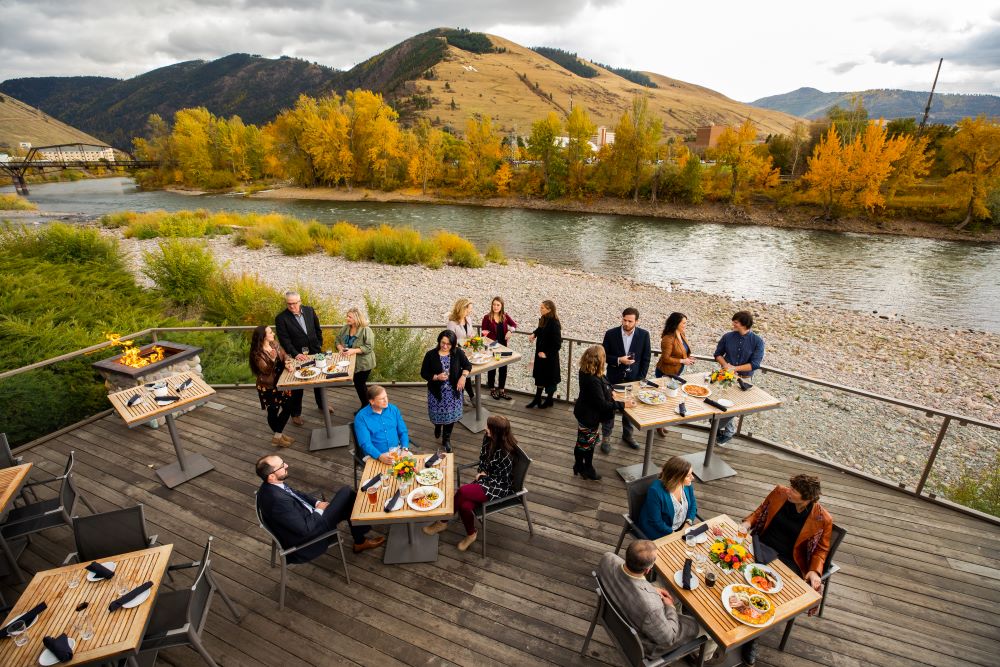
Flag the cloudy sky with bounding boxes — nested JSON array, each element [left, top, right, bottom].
[[1, 0, 997, 102]]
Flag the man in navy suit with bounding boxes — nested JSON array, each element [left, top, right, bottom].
[[256, 454, 385, 562], [275, 291, 327, 426], [600, 307, 650, 452]]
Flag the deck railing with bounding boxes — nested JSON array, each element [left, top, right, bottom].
[[1, 324, 997, 526]]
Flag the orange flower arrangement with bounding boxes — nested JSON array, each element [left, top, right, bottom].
[[709, 368, 737, 388], [708, 537, 751, 570]]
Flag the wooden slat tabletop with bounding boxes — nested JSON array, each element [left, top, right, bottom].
[[654, 514, 821, 649], [276, 353, 356, 389], [0, 544, 173, 667], [617, 374, 782, 429], [0, 463, 32, 514], [464, 341, 522, 375], [107, 371, 215, 428], [351, 453, 455, 525]]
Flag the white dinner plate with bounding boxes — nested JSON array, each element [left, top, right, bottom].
[[637, 390, 667, 405], [415, 467, 443, 485], [717, 398, 734, 408], [294, 367, 321, 380], [121, 587, 152, 609], [39, 637, 76, 666], [335, 360, 350, 369], [673, 569, 699, 590], [86, 561, 116, 582], [407, 486, 445, 512], [684, 528, 709, 544], [743, 563, 784, 593], [721, 584, 776, 628]]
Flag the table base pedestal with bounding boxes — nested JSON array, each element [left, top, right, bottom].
[[616, 462, 656, 483], [681, 451, 737, 482], [459, 407, 490, 433], [156, 453, 214, 489], [384, 522, 440, 564], [309, 424, 351, 451]]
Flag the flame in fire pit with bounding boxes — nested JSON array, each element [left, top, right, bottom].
[[105, 333, 165, 368]]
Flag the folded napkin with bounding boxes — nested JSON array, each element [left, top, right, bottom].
[[43, 634, 73, 663], [154, 395, 180, 404], [176, 377, 193, 391], [383, 490, 401, 513], [641, 379, 659, 388], [360, 473, 382, 492], [424, 453, 440, 468], [0, 602, 46, 638], [85, 561, 114, 580], [667, 374, 687, 385], [752, 533, 778, 565], [704, 397, 728, 411], [737, 378, 753, 391], [299, 360, 315, 368], [499, 351, 513, 357], [612, 384, 627, 392], [682, 558, 693, 589], [677, 402, 687, 416], [325, 371, 349, 379], [108, 581, 153, 612], [126, 394, 143, 407], [688, 523, 709, 537]]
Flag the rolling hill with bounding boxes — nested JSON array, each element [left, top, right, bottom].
[[751, 86, 1000, 124], [0, 92, 104, 151]]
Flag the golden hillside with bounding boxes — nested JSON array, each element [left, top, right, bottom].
[[417, 34, 803, 137], [0, 93, 104, 151]]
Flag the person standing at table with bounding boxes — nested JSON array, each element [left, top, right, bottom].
[[655, 312, 696, 379], [275, 291, 327, 426], [527, 299, 562, 409], [481, 296, 517, 401], [249, 325, 294, 448], [420, 330, 472, 453], [600, 307, 650, 452], [446, 298, 477, 404], [422, 415, 515, 552], [574, 345, 631, 480], [637, 456, 698, 539], [336, 307, 376, 409], [353, 385, 409, 464], [713, 310, 765, 445]]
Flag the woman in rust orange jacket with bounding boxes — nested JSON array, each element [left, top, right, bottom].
[[655, 312, 695, 378]]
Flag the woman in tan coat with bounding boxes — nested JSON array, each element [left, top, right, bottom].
[[655, 312, 695, 378]]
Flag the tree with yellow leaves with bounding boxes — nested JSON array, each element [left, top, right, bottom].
[[565, 105, 596, 196], [608, 97, 662, 201], [527, 112, 565, 198], [709, 118, 778, 204], [940, 115, 1000, 229], [461, 115, 502, 193], [407, 118, 445, 194]]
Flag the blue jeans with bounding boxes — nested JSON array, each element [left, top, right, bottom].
[[716, 417, 737, 444]]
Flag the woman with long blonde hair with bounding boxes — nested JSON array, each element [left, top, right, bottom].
[[571, 345, 632, 479], [336, 307, 376, 407], [446, 297, 476, 403]]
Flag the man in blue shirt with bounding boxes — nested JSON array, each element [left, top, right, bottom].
[[712, 311, 765, 445], [354, 385, 410, 463]]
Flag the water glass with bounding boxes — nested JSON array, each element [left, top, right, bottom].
[[8, 619, 28, 647], [67, 569, 83, 589], [117, 577, 135, 598], [684, 532, 697, 557], [695, 554, 707, 574], [73, 613, 95, 641]]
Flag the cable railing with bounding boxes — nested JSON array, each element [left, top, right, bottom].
[[1, 323, 997, 526]]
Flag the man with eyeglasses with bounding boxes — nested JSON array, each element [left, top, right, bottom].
[[275, 291, 328, 426], [256, 455, 385, 559]]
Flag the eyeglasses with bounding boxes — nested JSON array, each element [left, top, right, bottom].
[[266, 462, 288, 476], [286, 301, 301, 306]]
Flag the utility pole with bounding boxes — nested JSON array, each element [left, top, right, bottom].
[[919, 58, 943, 136]]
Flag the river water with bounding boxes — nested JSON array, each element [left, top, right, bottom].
[[8, 177, 1000, 333]]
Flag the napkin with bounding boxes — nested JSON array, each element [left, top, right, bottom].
[[424, 452, 440, 468], [154, 395, 180, 404], [752, 533, 778, 565], [108, 581, 153, 612], [176, 377, 193, 391], [0, 602, 46, 638], [704, 397, 728, 411], [737, 378, 753, 391], [612, 384, 627, 392], [641, 379, 659, 388], [85, 561, 114, 580], [383, 490, 401, 513], [325, 371, 349, 379], [499, 351, 513, 357], [360, 473, 382, 491], [299, 360, 315, 368], [126, 394, 143, 407], [688, 523, 709, 537], [667, 374, 687, 385], [42, 634, 73, 663], [677, 402, 687, 416], [681, 558, 693, 589]]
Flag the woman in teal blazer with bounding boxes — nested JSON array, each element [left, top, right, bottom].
[[637, 456, 698, 539]]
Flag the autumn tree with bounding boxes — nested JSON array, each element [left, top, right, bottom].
[[408, 118, 445, 194], [940, 115, 1000, 229], [527, 112, 565, 198], [565, 105, 596, 196], [709, 118, 778, 203], [345, 89, 402, 189], [263, 95, 320, 186], [461, 115, 502, 193], [607, 96, 662, 201], [171, 108, 214, 184]]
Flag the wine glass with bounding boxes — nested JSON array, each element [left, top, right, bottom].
[[7, 619, 28, 647], [300, 346, 309, 360]]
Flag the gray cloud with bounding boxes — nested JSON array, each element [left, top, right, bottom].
[[832, 60, 864, 74], [873, 20, 1000, 69]]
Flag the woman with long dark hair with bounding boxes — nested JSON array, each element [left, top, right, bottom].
[[527, 299, 562, 408], [481, 296, 517, 400], [420, 330, 473, 452], [656, 312, 695, 378], [423, 414, 516, 551], [249, 325, 294, 447]]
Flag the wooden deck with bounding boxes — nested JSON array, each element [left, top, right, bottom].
[[5, 386, 999, 667]]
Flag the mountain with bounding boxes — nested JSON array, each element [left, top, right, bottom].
[[751, 86, 1000, 124], [0, 92, 104, 150], [1, 29, 803, 149]]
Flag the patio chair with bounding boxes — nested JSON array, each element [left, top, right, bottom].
[[349, 424, 368, 491], [457, 444, 535, 557], [0, 432, 37, 503], [136, 536, 241, 667], [63, 504, 161, 564], [614, 474, 705, 555], [580, 570, 708, 666], [778, 523, 848, 651], [254, 490, 350, 610]]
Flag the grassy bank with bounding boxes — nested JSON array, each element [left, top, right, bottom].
[[0, 194, 37, 211]]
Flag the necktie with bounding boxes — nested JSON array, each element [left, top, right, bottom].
[[282, 485, 314, 513]]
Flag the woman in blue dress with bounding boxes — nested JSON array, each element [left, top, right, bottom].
[[637, 456, 698, 539], [420, 330, 472, 452]]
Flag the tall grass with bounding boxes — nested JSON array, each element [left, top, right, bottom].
[[101, 210, 233, 239], [365, 294, 428, 382], [937, 451, 1000, 518], [0, 194, 37, 211], [142, 238, 217, 306]]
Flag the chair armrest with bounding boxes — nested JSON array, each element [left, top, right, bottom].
[[62, 551, 79, 565], [456, 462, 479, 486], [482, 489, 527, 509], [0, 506, 62, 527], [148, 535, 158, 546], [21, 475, 65, 488], [166, 559, 202, 572], [281, 528, 340, 556], [652, 635, 707, 666]]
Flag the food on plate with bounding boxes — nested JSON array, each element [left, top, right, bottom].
[[412, 489, 441, 509], [726, 585, 775, 625], [295, 367, 321, 379], [748, 565, 778, 591], [683, 384, 710, 397], [638, 390, 666, 405], [415, 468, 444, 485]]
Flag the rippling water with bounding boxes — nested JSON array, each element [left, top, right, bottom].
[[9, 177, 1000, 332]]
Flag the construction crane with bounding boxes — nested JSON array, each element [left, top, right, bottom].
[[918, 58, 943, 135]]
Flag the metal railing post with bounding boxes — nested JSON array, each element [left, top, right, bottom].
[[565, 340, 574, 401], [915, 416, 953, 497]]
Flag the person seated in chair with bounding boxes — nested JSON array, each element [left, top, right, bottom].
[[637, 456, 698, 540], [353, 385, 410, 464], [256, 455, 385, 559]]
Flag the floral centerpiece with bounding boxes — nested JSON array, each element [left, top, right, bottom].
[[463, 335, 486, 352], [390, 454, 417, 489], [709, 368, 737, 389], [709, 537, 751, 571]]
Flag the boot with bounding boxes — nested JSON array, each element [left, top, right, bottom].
[[541, 390, 555, 408], [442, 423, 454, 453], [581, 449, 602, 480], [526, 387, 543, 408], [434, 423, 442, 439], [573, 447, 585, 476]]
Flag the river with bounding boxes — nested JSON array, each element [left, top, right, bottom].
[[8, 177, 1000, 333]]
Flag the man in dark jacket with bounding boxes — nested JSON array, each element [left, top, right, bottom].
[[601, 307, 651, 452], [256, 454, 384, 561], [275, 291, 326, 425]]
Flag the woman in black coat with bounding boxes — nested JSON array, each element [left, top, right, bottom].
[[527, 299, 562, 409], [573, 345, 634, 479], [420, 330, 473, 452]]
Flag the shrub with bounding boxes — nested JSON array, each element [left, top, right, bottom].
[[264, 219, 316, 255], [485, 242, 508, 265], [0, 194, 36, 211], [201, 272, 339, 327], [103, 210, 231, 239], [937, 451, 1000, 518], [432, 231, 485, 267], [165, 330, 255, 385], [365, 294, 428, 382], [0, 222, 120, 266], [142, 238, 217, 305]]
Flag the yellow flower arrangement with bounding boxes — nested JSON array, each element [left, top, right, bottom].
[[708, 537, 751, 570], [709, 368, 737, 388], [463, 335, 486, 352], [390, 455, 417, 482]]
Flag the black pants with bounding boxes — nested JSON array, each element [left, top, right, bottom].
[[322, 486, 370, 544], [602, 412, 634, 439], [289, 387, 324, 417], [486, 365, 507, 389], [266, 401, 291, 434], [352, 369, 372, 406]]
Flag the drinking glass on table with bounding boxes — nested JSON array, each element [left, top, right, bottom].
[[736, 525, 748, 545], [67, 568, 83, 589], [116, 577, 135, 598], [73, 612, 95, 641], [684, 531, 697, 558], [695, 554, 707, 574], [7, 619, 28, 647]]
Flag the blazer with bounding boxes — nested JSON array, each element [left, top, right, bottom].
[[573, 372, 623, 428], [481, 313, 517, 345], [446, 318, 474, 341], [335, 325, 376, 373], [531, 317, 562, 386], [602, 326, 651, 384], [420, 347, 473, 400], [275, 306, 323, 357], [656, 332, 692, 377], [637, 480, 698, 540], [257, 482, 330, 564], [745, 485, 833, 577]]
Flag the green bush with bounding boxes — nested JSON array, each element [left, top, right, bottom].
[[0, 194, 36, 211], [264, 219, 316, 255], [937, 451, 1000, 518], [201, 272, 339, 327], [484, 242, 508, 265], [142, 238, 217, 306], [365, 294, 428, 382], [1, 223, 120, 266], [166, 330, 255, 385]]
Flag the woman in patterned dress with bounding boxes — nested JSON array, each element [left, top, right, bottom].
[[249, 325, 294, 447], [420, 330, 472, 453], [423, 415, 516, 551]]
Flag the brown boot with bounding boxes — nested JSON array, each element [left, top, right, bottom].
[[457, 532, 478, 551], [271, 435, 291, 448], [352, 535, 386, 553], [422, 521, 449, 536], [291, 416, 304, 426]]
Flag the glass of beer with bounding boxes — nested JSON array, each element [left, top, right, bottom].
[[365, 480, 380, 505]]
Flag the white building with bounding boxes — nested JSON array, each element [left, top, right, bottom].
[[38, 146, 115, 162]]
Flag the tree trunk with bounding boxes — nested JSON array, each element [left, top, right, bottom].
[[953, 198, 975, 230]]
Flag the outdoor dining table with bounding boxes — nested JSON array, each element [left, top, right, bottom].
[[0, 462, 32, 583], [614, 374, 781, 482], [459, 341, 522, 433], [350, 453, 454, 564], [0, 544, 174, 667], [108, 371, 215, 489], [654, 514, 821, 667], [277, 352, 357, 451]]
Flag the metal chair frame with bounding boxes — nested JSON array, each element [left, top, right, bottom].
[[457, 444, 535, 557], [778, 523, 848, 651], [63, 504, 160, 565]]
